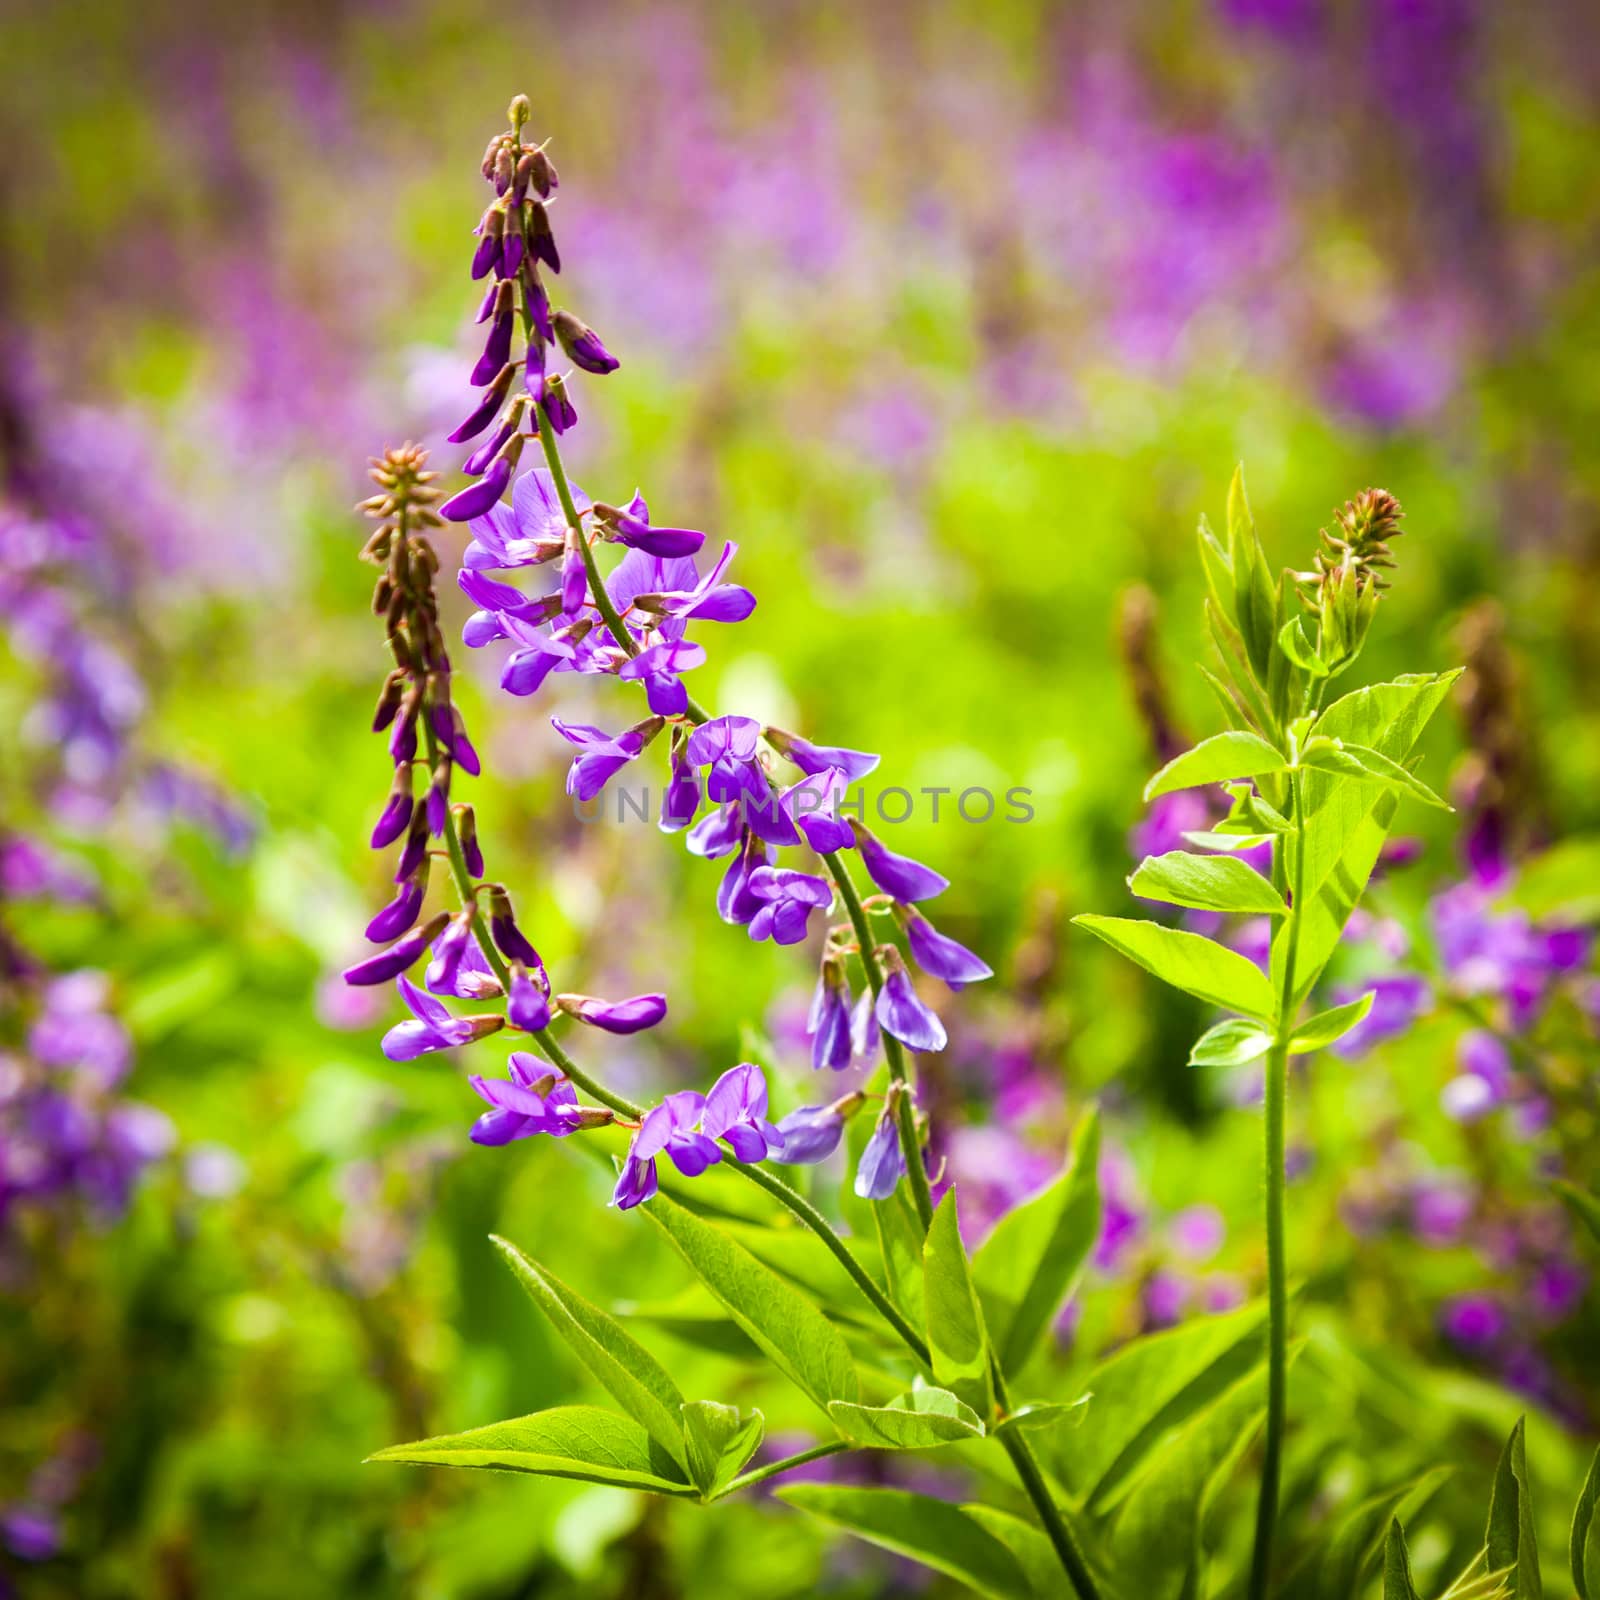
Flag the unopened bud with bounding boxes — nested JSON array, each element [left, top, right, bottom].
[[508, 94, 531, 131]]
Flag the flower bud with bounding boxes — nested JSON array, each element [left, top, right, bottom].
[[508, 94, 531, 131], [552, 309, 620, 375], [526, 200, 560, 273], [541, 373, 577, 435], [453, 802, 484, 878]]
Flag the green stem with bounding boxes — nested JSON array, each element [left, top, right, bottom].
[[823, 849, 936, 1232], [716, 1440, 851, 1499], [1250, 770, 1305, 1600]]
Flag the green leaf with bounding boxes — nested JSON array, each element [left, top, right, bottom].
[[681, 1401, 763, 1500], [1129, 851, 1288, 917], [489, 1236, 691, 1477], [642, 1190, 859, 1412], [873, 1185, 927, 1325], [1554, 1181, 1600, 1249], [994, 1397, 1092, 1435], [367, 1405, 696, 1495], [1486, 1417, 1541, 1600], [1278, 615, 1329, 676], [1277, 671, 1460, 1006], [1072, 915, 1277, 1021], [1288, 990, 1375, 1054], [1046, 1300, 1266, 1508], [1189, 1017, 1275, 1068], [1181, 829, 1277, 852], [1144, 731, 1288, 801], [1509, 837, 1600, 922], [1570, 1445, 1600, 1600], [828, 1386, 985, 1450], [1313, 1468, 1451, 1600], [777, 1485, 1033, 1600], [1383, 1519, 1424, 1600], [972, 1107, 1101, 1377], [1299, 737, 1451, 809], [1105, 1357, 1270, 1600], [923, 1191, 994, 1418], [1228, 464, 1278, 683]]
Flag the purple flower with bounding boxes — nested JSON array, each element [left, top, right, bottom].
[[807, 964, 853, 1071], [381, 976, 504, 1060], [1440, 1293, 1504, 1349], [1169, 1204, 1225, 1261], [632, 1091, 723, 1186], [612, 1154, 659, 1210], [364, 868, 427, 943], [343, 911, 450, 986], [1, 1508, 60, 1563], [369, 775, 414, 848], [747, 866, 833, 945], [553, 716, 662, 803], [687, 715, 766, 804], [464, 469, 585, 571], [854, 1107, 908, 1200], [851, 986, 880, 1060], [618, 637, 707, 717], [781, 766, 854, 854], [440, 454, 514, 522], [853, 823, 949, 903], [773, 1102, 851, 1164], [637, 541, 756, 625], [552, 309, 620, 375], [701, 1063, 782, 1161], [541, 377, 578, 435], [874, 947, 948, 1053], [471, 1057, 583, 1145], [499, 617, 578, 697], [555, 991, 668, 1034], [686, 802, 743, 859], [770, 729, 880, 784], [717, 831, 775, 926], [1410, 1178, 1473, 1247], [660, 748, 703, 833], [600, 492, 705, 558], [508, 962, 552, 1032], [902, 908, 992, 990]]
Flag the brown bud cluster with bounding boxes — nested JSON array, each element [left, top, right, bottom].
[[1305, 487, 1405, 598]]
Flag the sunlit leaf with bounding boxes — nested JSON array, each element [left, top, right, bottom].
[[1073, 915, 1276, 1021], [828, 1386, 985, 1449], [1144, 731, 1288, 801], [1189, 1017, 1275, 1068], [923, 1191, 994, 1418], [682, 1400, 763, 1500], [1383, 1519, 1423, 1600], [1288, 990, 1375, 1054], [1299, 736, 1451, 809], [1569, 1445, 1600, 1600], [1485, 1416, 1540, 1600], [367, 1405, 696, 1495], [1129, 851, 1287, 917], [973, 1107, 1100, 1377]]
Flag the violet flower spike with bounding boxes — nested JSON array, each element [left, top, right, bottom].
[[343, 911, 449, 986], [471, 1057, 583, 1146], [808, 961, 853, 1071], [507, 961, 552, 1032], [440, 455, 513, 523], [382, 976, 504, 1060], [365, 865, 428, 944]]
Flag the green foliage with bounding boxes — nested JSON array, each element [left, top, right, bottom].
[[1189, 1017, 1276, 1067], [1384, 1519, 1425, 1600], [1129, 850, 1289, 917], [1287, 991, 1375, 1054], [1071, 915, 1277, 1020], [1570, 1447, 1600, 1600], [922, 1192, 995, 1418], [827, 1385, 985, 1449], [1486, 1418, 1541, 1600], [1143, 731, 1288, 800]]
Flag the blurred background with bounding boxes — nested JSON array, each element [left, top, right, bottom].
[[3, 1, 1598, 1594]]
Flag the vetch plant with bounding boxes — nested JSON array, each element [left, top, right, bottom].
[[1075, 473, 1464, 1596], [351, 97, 1106, 1600]]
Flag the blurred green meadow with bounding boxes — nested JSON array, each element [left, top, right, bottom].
[[3, 1, 1600, 1595]]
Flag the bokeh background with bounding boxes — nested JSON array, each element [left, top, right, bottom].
[[3, 1, 1599, 1594]]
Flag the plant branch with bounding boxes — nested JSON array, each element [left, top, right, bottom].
[[716, 1440, 851, 1498]]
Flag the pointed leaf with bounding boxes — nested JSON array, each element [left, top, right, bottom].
[[367, 1405, 696, 1495], [1288, 991, 1375, 1054], [1189, 1017, 1275, 1068], [490, 1236, 691, 1476], [1144, 731, 1288, 801], [1227, 465, 1277, 682], [1130, 851, 1287, 917], [873, 1185, 927, 1325], [642, 1190, 859, 1412], [1383, 1519, 1424, 1600], [1314, 1468, 1451, 1600], [777, 1485, 1033, 1600], [1486, 1417, 1541, 1600], [1299, 737, 1451, 809], [1570, 1445, 1600, 1600], [1045, 1300, 1266, 1507], [1073, 915, 1276, 1021], [1182, 829, 1277, 852], [1279, 615, 1329, 676], [995, 1397, 1092, 1435], [973, 1107, 1100, 1377], [924, 1191, 994, 1418], [828, 1386, 985, 1450], [682, 1400, 763, 1499]]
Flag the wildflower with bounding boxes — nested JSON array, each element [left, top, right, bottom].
[[854, 1104, 909, 1200], [617, 637, 707, 716], [381, 976, 504, 1060], [851, 987, 880, 1060], [899, 906, 993, 989], [717, 832, 775, 925], [595, 493, 705, 558], [634, 540, 756, 624], [612, 1091, 723, 1209], [554, 991, 668, 1034], [767, 727, 880, 783], [552, 309, 621, 374], [686, 801, 744, 859], [660, 739, 703, 833], [781, 766, 854, 853], [700, 1063, 782, 1161], [852, 821, 949, 902], [773, 1093, 864, 1164], [507, 961, 552, 1032], [873, 946, 948, 1052], [344, 911, 451, 986], [687, 715, 767, 805], [469, 1056, 591, 1145], [747, 866, 833, 945], [554, 715, 663, 802], [364, 863, 429, 943], [807, 959, 853, 1071]]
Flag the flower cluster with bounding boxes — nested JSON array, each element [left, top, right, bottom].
[[430, 101, 995, 1205]]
